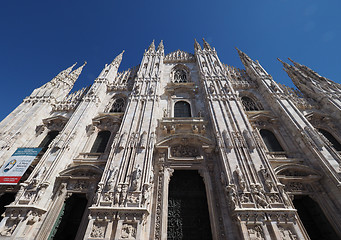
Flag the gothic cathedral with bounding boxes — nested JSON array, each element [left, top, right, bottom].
[[0, 40, 340, 240]]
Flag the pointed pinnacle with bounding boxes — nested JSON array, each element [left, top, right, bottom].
[[194, 39, 201, 50], [111, 50, 124, 65], [148, 40, 155, 51], [277, 58, 291, 68], [157, 40, 164, 51], [73, 61, 86, 73], [277, 58, 285, 64], [202, 38, 212, 50], [235, 47, 250, 60], [287, 57, 302, 69], [64, 62, 78, 75], [235, 47, 243, 55]]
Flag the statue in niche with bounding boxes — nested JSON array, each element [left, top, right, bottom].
[[121, 223, 136, 239], [114, 185, 121, 206], [225, 185, 237, 210], [234, 165, 246, 191], [209, 83, 215, 93], [120, 184, 128, 206], [163, 108, 168, 117], [251, 185, 269, 208], [131, 165, 142, 191], [259, 165, 274, 191], [240, 193, 252, 203], [142, 183, 151, 206]]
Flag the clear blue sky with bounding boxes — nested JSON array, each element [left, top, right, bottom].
[[1, 0, 340, 121]]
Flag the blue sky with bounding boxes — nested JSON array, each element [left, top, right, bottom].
[[1, 0, 340, 121]]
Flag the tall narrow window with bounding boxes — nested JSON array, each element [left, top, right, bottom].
[[174, 101, 191, 118], [90, 131, 111, 153], [110, 98, 125, 113], [260, 129, 284, 152], [39, 131, 59, 153], [241, 96, 262, 111], [318, 129, 341, 151]]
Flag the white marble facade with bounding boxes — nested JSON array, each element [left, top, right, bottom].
[[0, 39, 340, 239]]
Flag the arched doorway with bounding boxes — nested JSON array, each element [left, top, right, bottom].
[[167, 170, 212, 240], [293, 195, 339, 240]]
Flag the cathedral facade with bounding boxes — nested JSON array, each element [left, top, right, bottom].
[[0, 39, 340, 239]]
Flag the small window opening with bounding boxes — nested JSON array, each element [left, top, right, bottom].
[[90, 131, 111, 153], [318, 129, 341, 151], [39, 131, 59, 153], [174, 101, 191, 118], [260, 129, 284, 152]]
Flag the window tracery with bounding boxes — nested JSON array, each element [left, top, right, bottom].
[[171, 65, 190, 84], [173, 69, 187, 83], [110, 98, 125, 113], [241, 96, 263, 111]]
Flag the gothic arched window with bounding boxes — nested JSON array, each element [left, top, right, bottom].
[[110, 98, 125, 113], [174, 101, 191, 117], [260, 129, 284, 152], [318, 128, 341, 151], [39, 131, 59, 153], [241, 96, 263, 111], [174, 69, 187, 83], [90, 131, 111, 153]]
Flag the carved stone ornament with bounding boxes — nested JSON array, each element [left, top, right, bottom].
[[0, 220, 19, 236], [121, 223, 137, 239], [170, 145, 200, 158], [285, 182, 306, 192], [42, 116, 69, 131], [251, 185, 270, 208], [164, 50, 195, 63], [278, 225, 297, 240], [247, 225, 265, 240], [90, 221, 106, 238]]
